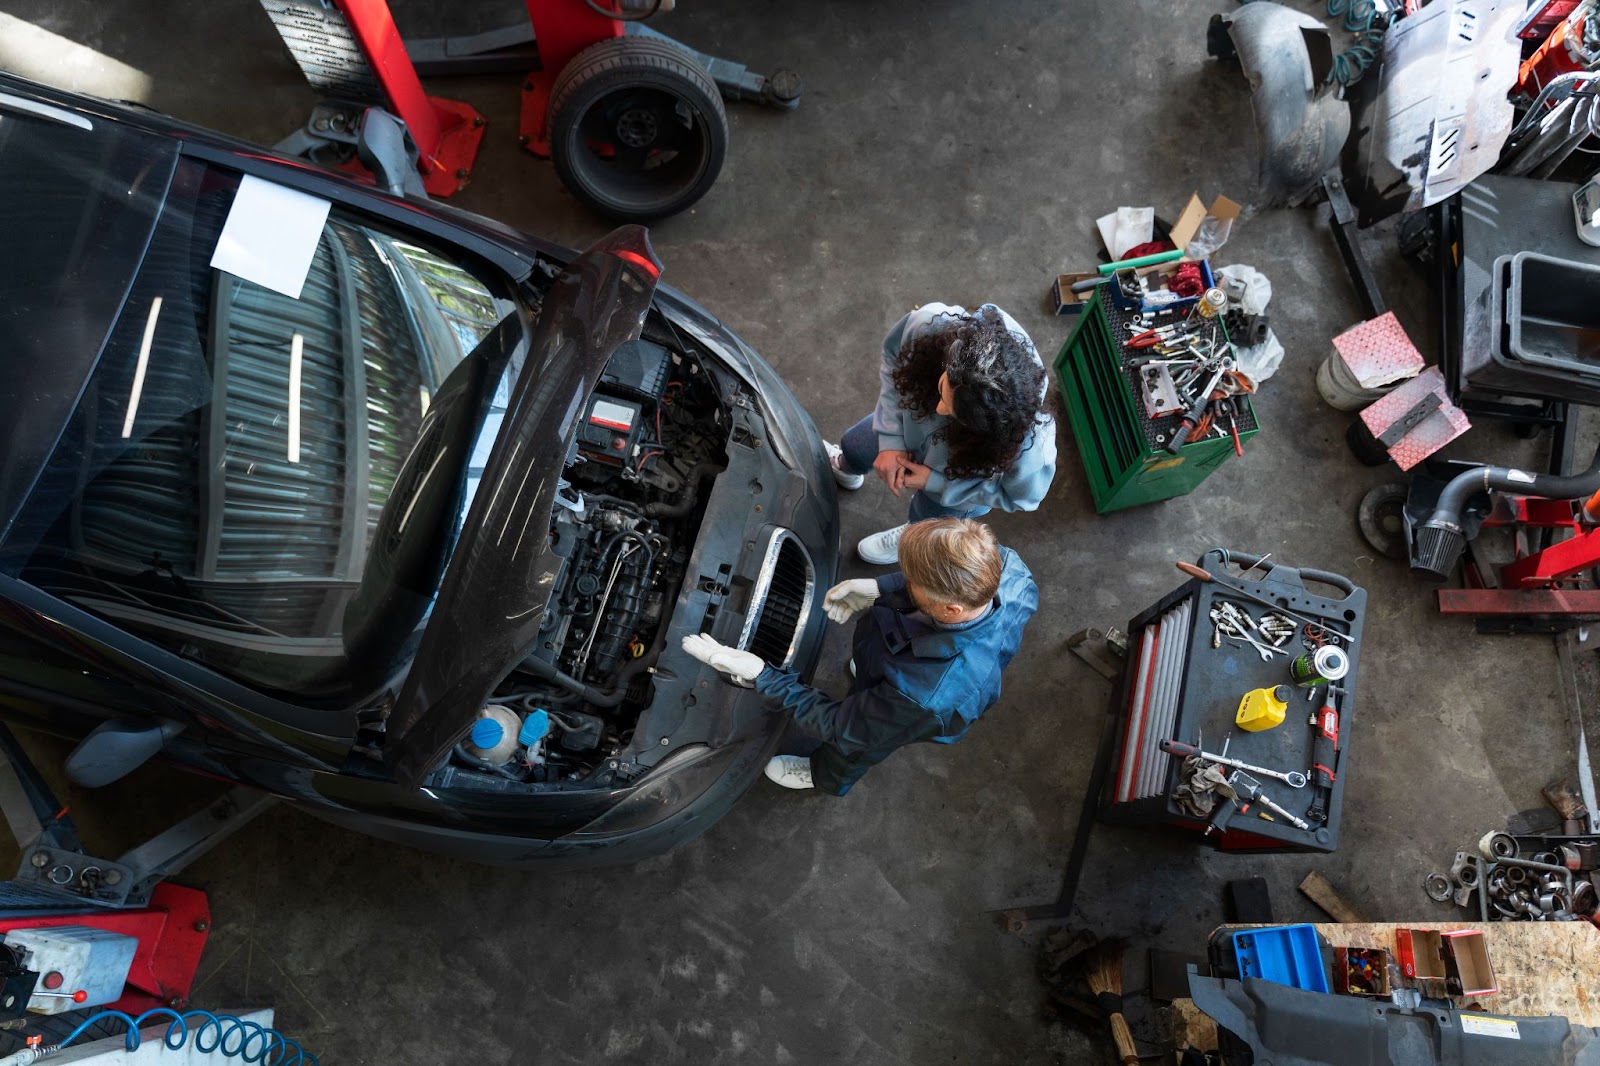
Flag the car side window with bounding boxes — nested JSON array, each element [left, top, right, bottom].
[[2, 159, 518, 703]]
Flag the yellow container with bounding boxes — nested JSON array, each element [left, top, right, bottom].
[[1235, 685, 1290, 732]]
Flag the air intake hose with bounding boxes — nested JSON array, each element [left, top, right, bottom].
[[1410, 444, 1600, 581]]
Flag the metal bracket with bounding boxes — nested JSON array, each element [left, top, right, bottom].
[[1065, 628, 1128, 681], [1376, 392, 1443, 448], [1323, 172, 1387, 319], [0, 724, 276, 909]]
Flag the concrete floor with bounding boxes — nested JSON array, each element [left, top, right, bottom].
[[0, 1, 1593, 1062]]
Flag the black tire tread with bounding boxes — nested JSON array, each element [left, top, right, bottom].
[[547, 36, 728, 222], [550, 37, 726, 124]]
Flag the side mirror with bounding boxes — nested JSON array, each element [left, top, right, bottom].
[[66, 719, 185, 788]]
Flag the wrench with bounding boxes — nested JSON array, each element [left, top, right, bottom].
[[1159, 738, 1308, 789], [1227, 630, 1284, 661], [1227, 771, 1312, 830]]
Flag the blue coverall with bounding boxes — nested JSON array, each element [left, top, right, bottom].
[[753, 547, 1039, 795]]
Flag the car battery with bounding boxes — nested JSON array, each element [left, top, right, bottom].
[[3, 926, 138, 1013], [577, 394, 646, 465], [1100, 549, 1366, 853]]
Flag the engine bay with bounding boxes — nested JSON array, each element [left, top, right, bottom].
[[446, 326, 733, 787]]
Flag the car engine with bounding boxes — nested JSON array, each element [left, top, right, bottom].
[[448, 330, 731, 785]]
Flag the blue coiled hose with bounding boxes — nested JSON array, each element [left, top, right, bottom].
[[37, 1009, 317, 1064]]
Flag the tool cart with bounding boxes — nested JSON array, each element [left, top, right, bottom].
[[1099, 550, 1367, 852]]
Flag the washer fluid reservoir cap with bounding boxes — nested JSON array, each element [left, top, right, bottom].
[[519, 710, 550, 746]]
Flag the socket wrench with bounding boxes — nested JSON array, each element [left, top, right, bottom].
[[1159, 738, 1308, 789]]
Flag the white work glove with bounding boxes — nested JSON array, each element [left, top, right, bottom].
[[823, 578, 880, 624], [681, 633, 765, 685]]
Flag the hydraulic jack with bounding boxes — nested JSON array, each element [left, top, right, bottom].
[[0, 724, 274, 1017], [265, 0, 799, 220]]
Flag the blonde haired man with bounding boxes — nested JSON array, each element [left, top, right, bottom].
[[682, 519, 1038, 795]]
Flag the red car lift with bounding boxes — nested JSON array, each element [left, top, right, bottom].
[[1438, 491, 1600, 632], [0, 724, 273, 1020], [266, 0, 487, 198], [265, 0, 798, 220]]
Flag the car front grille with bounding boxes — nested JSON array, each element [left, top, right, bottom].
[[739, 530, 815, 669]]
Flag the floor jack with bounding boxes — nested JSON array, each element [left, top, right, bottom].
[[1435, 491, 1600, 633], [0, 724, 273, 1045], [265, 0, 799, 221], [1373, 468, 1600, 633]]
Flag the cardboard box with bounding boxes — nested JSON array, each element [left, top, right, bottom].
[[1334, 946, 1390, 997], [1051, 272, 1100, 315], [1170, 192, 1243, 255], [1442, 930, 1498, 996], [1395, 928, 1447, 981]]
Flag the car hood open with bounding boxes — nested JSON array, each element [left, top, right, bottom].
[[385, 226, 662, 788]]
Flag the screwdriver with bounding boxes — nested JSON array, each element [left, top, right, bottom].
[[1175, 561, 1322, 629]]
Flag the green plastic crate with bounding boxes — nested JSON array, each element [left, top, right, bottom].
[[1054, 292, 1260, 513]]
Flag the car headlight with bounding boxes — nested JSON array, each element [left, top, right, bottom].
[[567, 742, 744, 838]]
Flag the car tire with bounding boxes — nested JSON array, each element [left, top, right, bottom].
[[548, 36, 729, 223]]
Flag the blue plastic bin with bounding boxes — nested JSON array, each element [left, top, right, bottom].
[[1230, 925, 1329, 993]]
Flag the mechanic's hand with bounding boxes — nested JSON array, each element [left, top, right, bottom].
[[681, 633, 765, 686], [897, 460, 932, 493], [873, 450, 913, 497], [823, 578, 880, 624]]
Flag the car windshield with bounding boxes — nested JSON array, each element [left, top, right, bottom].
[[1, 157, 519, 703]]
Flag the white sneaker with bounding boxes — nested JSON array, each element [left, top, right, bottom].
[[857, 523, 909, 565], [764, 755, 814, 790], [825, 441, 865, 490]]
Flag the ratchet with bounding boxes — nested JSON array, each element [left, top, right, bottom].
[[1159, 738, 1308, 789]]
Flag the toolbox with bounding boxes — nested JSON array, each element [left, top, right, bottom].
[[1054, 289, 1261, 514], [1226, 925, 1330, 993], [1100, 549, 1367, 853]]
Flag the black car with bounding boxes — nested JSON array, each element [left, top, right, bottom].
[[0, 72, 838, 867]]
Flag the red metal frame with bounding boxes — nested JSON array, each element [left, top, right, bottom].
[[0, 884, 210, 1014], [337, 0, 487, 197], [1439, 588, 1600, 615], [1501, 526, 1600, 586], [518, 1, 624, 156], [1436, 493, 1600, 618]]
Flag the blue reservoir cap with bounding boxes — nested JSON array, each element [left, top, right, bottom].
[[519, 709, 550, 746], [470, 718, 504, 750]]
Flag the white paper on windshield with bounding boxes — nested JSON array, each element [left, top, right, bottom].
[[209, 175, 331, 300]]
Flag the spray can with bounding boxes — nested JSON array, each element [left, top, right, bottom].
[[1291, 645, 1349, 688], [1194, 287, 1227, 320]]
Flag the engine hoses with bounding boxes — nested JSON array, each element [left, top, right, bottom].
[[453, 744, 522, 779], [0, 1009, 317, 1065]]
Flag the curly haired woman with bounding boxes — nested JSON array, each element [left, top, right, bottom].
[[828, 303, 1057, 564]]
